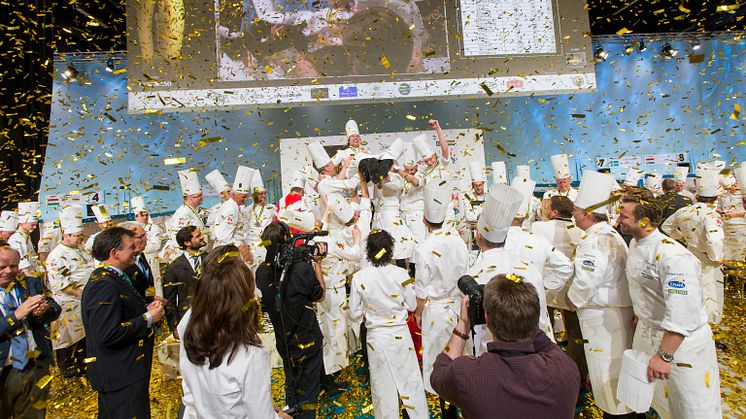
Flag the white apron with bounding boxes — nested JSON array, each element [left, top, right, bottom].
[[632, 322, 721, 419], [367, 324, 429, 419], [317, 277, 350, 374], [421, 296, 461, 394], [577, 307, 634, 415]]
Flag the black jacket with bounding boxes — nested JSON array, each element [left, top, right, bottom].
[[0, 276, 61, 367], [81, 266, 154, 392], [124, 254, 154, 301], [660, 192, 694, 222], [162, 253, 203, 332]]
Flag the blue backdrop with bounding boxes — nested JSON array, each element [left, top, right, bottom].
[[41, 36, 746, 218]]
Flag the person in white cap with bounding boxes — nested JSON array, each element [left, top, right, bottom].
[[413, 120, 451, 184], [512, 165, 542, 226], [243, 169, 276, 271], [276, 170, 316, 234], [543, 154, 578, 201], [84, 203, 115, 255], [214, 166, 254, 263], [162, 169, 205, 264], [617, 194, 722, 419], [37, 220, 62, 262], [348, 230, 429, 419], [9, 201, 44, 278], [717, 168, 746, 262], [673, 165, 695, 200], [0, 210, 19, 242], [396, 142, 427, 249], [308, 141, 361, 200], [331, 120, 371, 179], [131, 196, 164, 296], [371, 162, 415, 265], [565, 170, 634, 416], [459, 161, 488, 250], [644, 173, 663, 196], [661, 168, 725, 324], [45, 205, 95, 378], [466, 184, 555, 355], [412, 180, 469, 399], [204, 169, 232, 240]]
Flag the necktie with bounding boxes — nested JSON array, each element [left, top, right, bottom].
[[137, 255, 148, 278], [3, 290, 29, 369], [192, 256, 202, 276]]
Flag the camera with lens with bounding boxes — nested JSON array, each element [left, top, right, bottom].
[[276, 231, 328, 269], [458, 275, 485, 326]]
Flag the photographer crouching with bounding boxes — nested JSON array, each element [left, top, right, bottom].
[[431, 274, 580, 418], [255, 221, 334, 418]]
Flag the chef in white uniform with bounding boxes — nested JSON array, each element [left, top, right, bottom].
[[661, 168, 724, 324], [214, 166, 254, 264], [161, 169, 205, 264], [131, 196, 164, 296], [412, 120, 450, 185], [514, 165, 542, 228], [543, 154, 578, 201], [0, 210, 19, 242], [460, 161, 487, 249], [308, 142, 361, 205], [618, 197, 721, 419], [244, 169, 276, 272], [316, 193, 361, 376], [37, 220, 62, 261], [331, 120, 372, 179], [9, 201, 44, 277], [348, 230, 429, 419], [397, 142, 427, 249], [566, 170, 634, 416], [83, 203, 115, 256], [673, 166, 695, 200], [413, 180, 469, 395], [204, 169, 232, 241], [466, 184, 555, 354], [718, 167, 746, 261], [46, 205, 95, 378]]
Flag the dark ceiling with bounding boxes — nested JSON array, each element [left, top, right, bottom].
[[53, 0, 745, 53]]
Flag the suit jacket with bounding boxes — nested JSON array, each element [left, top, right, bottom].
[[81, 266, 154, 392], [124, 253, 154, 301], [0, 276, 61, 367], [163, 253, 203, 332]]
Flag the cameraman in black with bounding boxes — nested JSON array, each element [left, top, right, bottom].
[[255, 221, 328, 418]]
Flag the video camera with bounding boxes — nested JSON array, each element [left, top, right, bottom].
[[458, 275, 486, 326], [275, 230, 329, 271]]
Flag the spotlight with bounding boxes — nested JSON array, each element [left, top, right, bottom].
[[662, 43, 678, 58], [623, 43, 635, 55], [692, 39, 701, 50], [638, 41, 647, 52], [594, 47, 608, 62], [61, 64, 79, 81], [105, 58, 115, 72]]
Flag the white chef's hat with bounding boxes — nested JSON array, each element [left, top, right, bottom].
[[516, 165, 531, 180], [205, 169, 231, 194], [510, 176, 536, 219], [695, 168, 719, 198], [734, 166, 746, 196], [575, 170, 616, 214], [345, 120, 360, 137], [17, 201, 40, 224], [469, 161, 486, 183], [0, 211, 19, 232], [550, 154, 571, 179], [424, 179, 452, 224], [131, 196, 148, 213], [327, 193, 354, 224], [91, 204, 111, 224], [412, 133, 435, 158], [59, 206, 84, 235], [644, 173, 662, 191], [623, 168, 644, 186], [307, 142, 331, 170], [290, 170, 306, 190], [233, 166, 255, 194], [673, 166, 689, 182], [179, 170, 202, 196], [278, 209, 315, 232], [398, 142, 418, 167], [491, 162, 508, 185], [477, 184, 523, 244], [380, 138, 406, 161], [707, 160, 726, 171], [719, 170, 736, 188], [251, 169, 265, 193]]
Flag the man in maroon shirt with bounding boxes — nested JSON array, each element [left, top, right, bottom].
[[431, 274, 580, 418]]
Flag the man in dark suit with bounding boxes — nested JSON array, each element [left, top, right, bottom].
[[82, 227, 165, 419], [660, 178, 694, 222], [1, 245, 61, 419], [122, 222, 154, 301], [163, 225, 206, 339]]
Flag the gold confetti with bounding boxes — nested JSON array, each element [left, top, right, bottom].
[[36, 374, 53, 389], [163, 157, 186, 165], [374, 248, 387, 260]]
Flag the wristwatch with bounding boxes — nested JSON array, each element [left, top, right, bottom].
[[657, 347, 674, 363]]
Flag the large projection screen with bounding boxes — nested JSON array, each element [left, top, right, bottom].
[[127, 0, 595, 111]]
